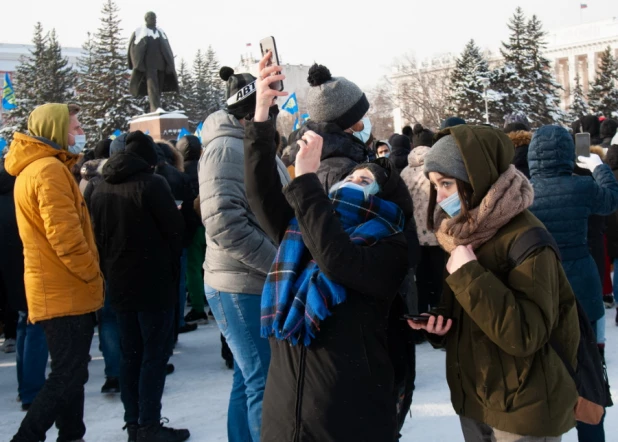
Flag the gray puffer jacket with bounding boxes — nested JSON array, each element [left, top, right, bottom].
[[198, 110, 291, 294]]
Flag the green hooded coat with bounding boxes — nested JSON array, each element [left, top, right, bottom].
[[430, 125, 580, 437]]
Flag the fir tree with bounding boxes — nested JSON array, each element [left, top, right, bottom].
[[192, 50, 210, 124], [523, 15, 565, 125], [588, 46, 618, 118], [76, 0, 144, 140], [1, 23, 49, 139], [176, 59, 197, 129], [447, 39, 490, 124], [492, 7, 531, 119], [75, 33, 102, 139], [43, 29, 75, 104], [204, 46, 225, 115], [568, 72, 589, 122]]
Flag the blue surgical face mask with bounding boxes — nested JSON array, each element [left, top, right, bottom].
[[68, 133, 86, 154], [380, 152, 390, 159], [330, 180, 380, 200], [352, 117, 372, 144], [438, 192, 462, 218], [339, 182, 365, 192]]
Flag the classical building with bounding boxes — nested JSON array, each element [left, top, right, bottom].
[[0, 42, 84, 80], [392, 18, 618, 131]]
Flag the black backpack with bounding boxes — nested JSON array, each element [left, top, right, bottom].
[[508, 227, 613, 423]]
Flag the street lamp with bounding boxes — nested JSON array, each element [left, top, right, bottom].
[[480, 77, 490, 125], [95, 118, 104, 140]]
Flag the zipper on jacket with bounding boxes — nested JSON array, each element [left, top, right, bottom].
[[293, 345, 307, 442]]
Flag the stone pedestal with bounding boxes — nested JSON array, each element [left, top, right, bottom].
[[129, 110, 189, 141]]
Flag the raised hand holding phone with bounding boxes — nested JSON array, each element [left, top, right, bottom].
[[254, 51, 288, 123]]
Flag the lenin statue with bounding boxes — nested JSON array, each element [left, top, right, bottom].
[[128, 12, 179, 113]]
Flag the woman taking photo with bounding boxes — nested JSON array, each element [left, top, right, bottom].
[[408, 126, 580, 441], [244, 52, 413, 441]]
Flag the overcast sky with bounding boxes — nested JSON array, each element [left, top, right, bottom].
[[1, 0, 616, 89]]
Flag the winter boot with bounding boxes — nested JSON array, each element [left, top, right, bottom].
[[137, 419, 190, 442], [124, 424, 138, 442], [101, 377, 120, 393], [178, 323, 197, 333], [184, 309, 208, 325], [603, 295, 615, 308]]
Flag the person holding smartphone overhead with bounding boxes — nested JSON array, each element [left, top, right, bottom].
[[528, 125, 618, 442], [244, 51, 414, 442], [408, 125, 581, 441]]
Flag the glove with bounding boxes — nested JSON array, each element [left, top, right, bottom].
[[577, 153, 603, 172]]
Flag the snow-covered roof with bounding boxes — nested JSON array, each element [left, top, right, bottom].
[[0, 43, 84, 73]]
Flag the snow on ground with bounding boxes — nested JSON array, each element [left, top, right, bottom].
[[1, 309, 617, 442]]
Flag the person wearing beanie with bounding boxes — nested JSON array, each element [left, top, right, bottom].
[[110, 132, 129, 156], [408, 124, 581, 440], [244, 52, 415, 441], [600, 118, 618, 148], [198, 56, 291, 442], [389, 134, 412, 174], [411, 123, 434, 149], [287, 63, 370, 191], [402, 125, 413, 139], [6, 103, 103, 442], [440, 116, 466, 130], [580, 114, 603, 145], [503, 112, 531, 131], [86, 130, 188, 442]]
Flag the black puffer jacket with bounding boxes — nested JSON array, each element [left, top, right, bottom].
[[580, 115, 603, 145], [288, 121, 368, 192], [0, 156, 26, 312], [176, 135, 201, 196], [245, 120, 409, 442], [86, 152, 184, 311], [600, 119, 618, 148]]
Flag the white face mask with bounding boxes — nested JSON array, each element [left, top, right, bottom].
[[68, 134, 86, 154]]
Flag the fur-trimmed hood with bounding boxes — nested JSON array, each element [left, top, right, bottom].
[[80, 158, 108, 181], [591, 145, 606, 160], [507, 130, 532, 148], [155, 141, 184, 172]]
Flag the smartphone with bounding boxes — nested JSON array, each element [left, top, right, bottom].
[[259, 36, 284, 92], [575, 133, 591, 158], [402, 314, 431, 323]]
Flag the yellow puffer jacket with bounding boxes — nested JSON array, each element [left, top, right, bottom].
[[5, 106, 103, 323]]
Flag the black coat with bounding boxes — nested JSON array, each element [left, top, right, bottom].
[[176, 135, 201, 197], [0, 156, 26, 312], [288, 121, 369, 192], [244, 121, 408, 442], [86, 152, 184, 312], [508, 130, 532, 179]]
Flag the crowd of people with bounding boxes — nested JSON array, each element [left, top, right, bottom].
[[0, 49, 617, 442]]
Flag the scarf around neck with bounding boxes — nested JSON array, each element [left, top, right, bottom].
[[261, 186, 405, 346], [435, 165, 534, 253]]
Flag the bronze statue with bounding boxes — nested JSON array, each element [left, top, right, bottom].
[[128, 11, 179, 113]]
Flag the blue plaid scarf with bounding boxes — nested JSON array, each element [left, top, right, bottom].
[[260, 186, 405, 346]]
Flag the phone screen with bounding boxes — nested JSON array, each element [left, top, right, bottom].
[[575, 133, 591, 158], [259, 36, 284, 92]]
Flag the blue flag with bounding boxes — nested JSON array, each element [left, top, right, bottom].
[[144, 130, 150, 135], [301, 113, 309, 123], [194, 122, 203, 142], [177, 127, 191, 141], [282, 93, 299, 115], [293, 117, 300, 131], [109, 129, 122, 140], [2, 73, 17, 110]]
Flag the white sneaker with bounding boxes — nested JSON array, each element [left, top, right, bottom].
[[2, 338, 16, 353]]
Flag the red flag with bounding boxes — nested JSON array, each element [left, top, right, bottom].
[[246, 43, 252, 47], [580, 3, 588, 8]]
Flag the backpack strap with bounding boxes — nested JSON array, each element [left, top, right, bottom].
[[507, 226, 562, 268]]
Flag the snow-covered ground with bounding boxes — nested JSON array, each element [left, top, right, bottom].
[[1, 309, 617, 442]]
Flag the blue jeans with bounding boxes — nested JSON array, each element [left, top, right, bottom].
[[178, 249, 188, 328], [204, 283, 270, 442], [117, 309, 174, 426], [98, 289, 121, 378], [16, 312, 48, 405]]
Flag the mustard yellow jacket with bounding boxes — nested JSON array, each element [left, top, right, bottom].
[[5, 130, 103, 322]]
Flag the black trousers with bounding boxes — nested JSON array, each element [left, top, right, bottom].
[[116, 309, 174, 426], [12, 314, 95, 442], [146, 69, 166, 113], [416, 246, 445, 314]]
